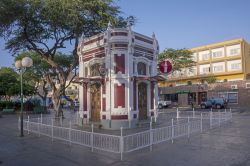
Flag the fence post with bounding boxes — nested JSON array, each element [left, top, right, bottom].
[[51, 118, 54, 142], [171, 118, 174, 143], [120, 127, 124, 161], [219, 110, 221, 127], [188, 116, 190, 139], [69, 121, 72, 146], [60, 116, 63, 126], [200, 113, 203, 133], [154, 110, 157, 123], [223, 108, 227, 122], [210, 109, 212, 129], [91, 124, 94, 152], [38, 118, 40, 137], [177, 108, 179, 119], [41, 113, 43, 124], [18, 116, 20, 131], [150, 121, 153, 151], [230, 108, 232, 121], [193, 107, 195, 118], [28, 116, 30, 134]]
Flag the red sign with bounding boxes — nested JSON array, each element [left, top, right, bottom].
[[159, 60, 172, 74]]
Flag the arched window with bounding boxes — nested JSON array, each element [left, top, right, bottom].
[[90, 63, 101, 77], [137, 62, 147, 75]]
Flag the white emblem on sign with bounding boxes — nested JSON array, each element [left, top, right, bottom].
[[164, 61, 168, 73]]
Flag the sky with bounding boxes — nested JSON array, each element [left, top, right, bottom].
[[1, 0, 250, 68]]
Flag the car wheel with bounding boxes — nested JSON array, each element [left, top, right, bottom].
[[158, 104, 163, 109], [216, 104, 221, 109], [201, 104, 206, 109]]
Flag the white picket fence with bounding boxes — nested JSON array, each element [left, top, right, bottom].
[[19, 109, 232, 161]]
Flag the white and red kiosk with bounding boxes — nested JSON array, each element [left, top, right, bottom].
[[76, 22, 162, 129]]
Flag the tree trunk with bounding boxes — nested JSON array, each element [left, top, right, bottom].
[[42, 97, 47, 112], [51, 90, 64, 118]]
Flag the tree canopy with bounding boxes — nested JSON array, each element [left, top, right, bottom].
[[0, 67, 35, 100], [0, 0, 133, 116], [158, 48, 195, 72]]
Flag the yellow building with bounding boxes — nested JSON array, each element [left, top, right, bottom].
[[159, 38, 250, 87]]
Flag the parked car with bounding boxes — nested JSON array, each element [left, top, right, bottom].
[[158, 100, 172, 109], [200, 98, 227, 109]]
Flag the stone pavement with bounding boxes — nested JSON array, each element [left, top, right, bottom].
[[0, 110, 250, 166]]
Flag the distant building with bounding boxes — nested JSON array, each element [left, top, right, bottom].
[[159, 38, 250, 107]]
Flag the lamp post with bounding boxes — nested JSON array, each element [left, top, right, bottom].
[[15, 57, 33, 137]]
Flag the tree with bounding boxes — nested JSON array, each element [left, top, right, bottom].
[[206, 76, 217, 84], [0, 0, 132, 117], [16, 51, 51, 109], [158, 48, 195, 72], [0, 67, 35, 100], [0, 68, 19, 100]]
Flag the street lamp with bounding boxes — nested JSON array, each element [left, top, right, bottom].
[[15, 57, 33, 137]]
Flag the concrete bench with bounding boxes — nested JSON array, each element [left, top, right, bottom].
[[2, 109, 15, 114]]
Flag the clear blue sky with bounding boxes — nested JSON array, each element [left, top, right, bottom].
[[1, 0, 250, 68]]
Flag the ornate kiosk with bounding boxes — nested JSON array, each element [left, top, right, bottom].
[[77, 22, 160, 129]]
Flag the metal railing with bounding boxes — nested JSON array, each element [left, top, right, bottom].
[[20, 109, 232, 161]]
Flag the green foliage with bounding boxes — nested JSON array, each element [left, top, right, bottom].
[[0, 0, 133, 56], [187, 81, 192, 85], [0, 68, 19, 99], [206, 76, 217, 84], [158, 48, 195, 72], [0, 67, 35, 99], [0, 101, 20, 109]]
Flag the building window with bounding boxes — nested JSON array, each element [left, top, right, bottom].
[[165, 94, 178, 102], [149, 65, 152, 75], [85, 67, 88, 77], [231, 63, 240, 70], [202, 54, 210, 61], [212, 51, 223, 58], [218, 92, 238, 104], [202, 67, 210, 73], [230, 48, 240, 55], [213, 65, 224, 72], [137, 62, 147, 75], [90, 64, 100, 77], [227, 44, 241, 56], [191, 53, 197, 62], [200, 64, 211, 75], [212, 62, 225, 73], [227, 60, 241, 71]]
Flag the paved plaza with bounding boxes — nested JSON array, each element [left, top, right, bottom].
[[0, 109, 250, 166]]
